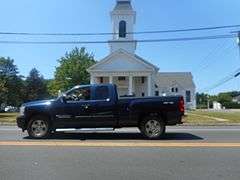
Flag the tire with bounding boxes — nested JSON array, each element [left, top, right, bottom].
[[139, 116, 166, 139], [27, 115, 51, 139]]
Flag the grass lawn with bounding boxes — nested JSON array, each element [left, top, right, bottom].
[[183, 113, 218, 125], [0, 113, 18, 124], [184, 110, 240, 124]]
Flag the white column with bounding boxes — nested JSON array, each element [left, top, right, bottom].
[[90, 76, 95, 84], [109, 76, 113, 84], [147, 75, 152, 96], [128, 75, 133, 95]]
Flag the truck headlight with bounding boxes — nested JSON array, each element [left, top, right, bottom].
[[19, 106, 25, 116]]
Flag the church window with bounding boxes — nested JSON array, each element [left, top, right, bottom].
[[119, 20, 127, 38], [141, 77, 145, 84], [186, 90, 191, 102], [171, 87, 178, 93], [175, 88, 178, 93], [142, 92, 145, 97], [118, 76, 126, 81], [100, 77, 103, 83]]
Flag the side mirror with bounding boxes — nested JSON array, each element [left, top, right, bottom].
[[61, 95, 67, 103]]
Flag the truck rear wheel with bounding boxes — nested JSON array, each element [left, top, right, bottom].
[[27, 116, 51, 139], [139, 116, 166, 139]]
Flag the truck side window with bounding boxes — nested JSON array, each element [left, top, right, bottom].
[[66, 87, 91, 102], [95, 86, 109, 100]]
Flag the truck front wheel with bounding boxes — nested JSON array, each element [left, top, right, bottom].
[[27, 116, 51, 139], [139, 116, 166, 139]]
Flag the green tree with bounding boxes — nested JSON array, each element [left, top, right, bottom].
[[0, 77, 7, 106], [196, 93, 208, 106], [48, 47, 96, 96], [24, 68, 48, 101], [0, 57, 24, 107], [0, 57, 18, 76], [217, 92, 232, 105], [5, 75, 25, 106]]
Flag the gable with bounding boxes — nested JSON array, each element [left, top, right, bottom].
[[88, 49, 157, 72], [155, 72, 196, 89]]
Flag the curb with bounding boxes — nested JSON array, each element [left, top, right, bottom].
[[0, 123, 16, 126], [179, 123, 240, 126]]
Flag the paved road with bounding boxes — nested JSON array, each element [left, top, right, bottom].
[[0, 126, 240, 180], [0, 126, 240, 142]]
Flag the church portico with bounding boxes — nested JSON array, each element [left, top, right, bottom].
[[90, 72, 153, 97]]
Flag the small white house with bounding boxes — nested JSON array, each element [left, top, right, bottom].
[[87, 0, 196, 109], [213, 101, 222, 110]]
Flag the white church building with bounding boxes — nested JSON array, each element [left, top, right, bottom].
[[87, 0, 196, 109]]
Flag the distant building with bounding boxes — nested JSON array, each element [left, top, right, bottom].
[[213, 101, 222, 110], [232, 95, 240, 104], [87, 0, 196, 109]]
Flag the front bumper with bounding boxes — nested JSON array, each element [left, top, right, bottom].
[[16, 115, 26, 131]]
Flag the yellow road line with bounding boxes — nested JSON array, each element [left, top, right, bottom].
[[0, 141, 240, 147]]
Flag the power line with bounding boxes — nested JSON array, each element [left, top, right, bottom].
[[194, 40, 229, 73], [235, 72, 240, 77], [134, 25, 240, 34], [0, 24, 240, 36], [201, 68, 240, 93], [195, 41, 236, 74], [0, 34, 236, 45]]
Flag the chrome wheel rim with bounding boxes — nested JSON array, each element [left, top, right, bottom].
[[31, 120, 48, 137], [145, 120, 161, 138]]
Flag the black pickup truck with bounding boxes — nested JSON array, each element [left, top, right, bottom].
[[17, 84, 185, 139]]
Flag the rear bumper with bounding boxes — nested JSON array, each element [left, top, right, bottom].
[[16, 116, 26, 130], [166, 113, 183, 126]]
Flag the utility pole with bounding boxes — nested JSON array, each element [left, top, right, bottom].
[[237, 32, 240, 92], [238, 32, 240, 56], [207, 95, 210, 110]]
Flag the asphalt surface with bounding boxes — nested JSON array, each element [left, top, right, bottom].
[[0, 126, 240, 142], [0, 126, 240, 180]]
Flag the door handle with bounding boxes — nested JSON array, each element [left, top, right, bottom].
[[163, 101, 174, 105], [82, 104, 90, 109]]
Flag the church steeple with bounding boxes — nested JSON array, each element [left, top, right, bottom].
[[109, 0, 137, 54]]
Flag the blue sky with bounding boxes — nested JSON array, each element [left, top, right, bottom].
[[0, 0, 240, 94]]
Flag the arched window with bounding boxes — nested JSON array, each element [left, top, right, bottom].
[[119, 20, 126, 38]]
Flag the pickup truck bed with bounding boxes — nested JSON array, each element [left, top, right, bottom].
[[117, 96, 183, 127]]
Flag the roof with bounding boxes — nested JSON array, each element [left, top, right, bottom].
[[155, 72, 196, 89], [87, 49, 159, 72], [114, 0, 133, 11], [134, 54, 159, 71]]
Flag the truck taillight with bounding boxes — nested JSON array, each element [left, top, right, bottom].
[[179, 97, 185, 113]]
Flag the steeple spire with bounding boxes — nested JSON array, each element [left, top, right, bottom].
[[114, 0, 132, 11], [109, 0, 136, 54]]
